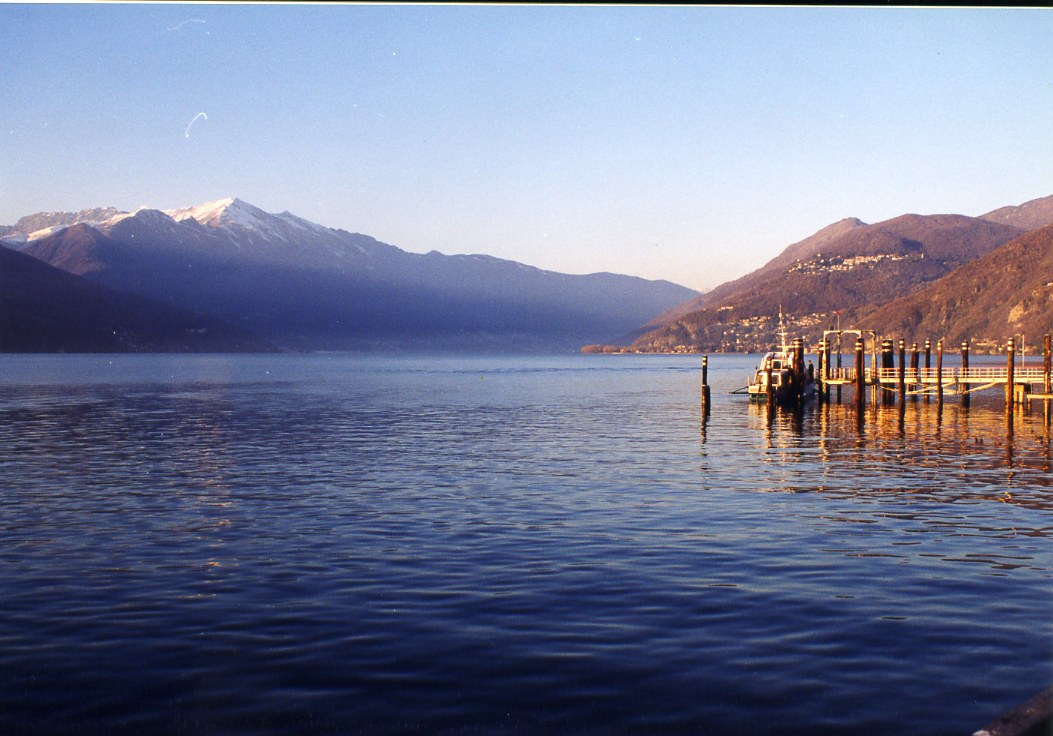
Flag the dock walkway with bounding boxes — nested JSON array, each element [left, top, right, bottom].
[[826, 366, 1051, 393], [816, 334, 1053, 407]]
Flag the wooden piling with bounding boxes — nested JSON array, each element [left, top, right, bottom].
[[881, 339, 895, 405], [936, 339, 944, 404], [792, 338, 806, 405], [817, 339, 833, 402], [882, 339, 894, 379], [765, 362, 774, 407], [1006, 338, 1015, 407], [924, 339, 932, 403], [910, 342, 919, 395], [835, 341, 843, 403], [855, 338, 865, 408], [1045, 333, 1051, 396], [898, 339, 906, 403], [961, 341, 970, 408], [701, 355, 711, 415], [817, 339, 827, 403]]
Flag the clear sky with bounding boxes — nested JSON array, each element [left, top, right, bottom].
[[2, 4, 1051, 291]]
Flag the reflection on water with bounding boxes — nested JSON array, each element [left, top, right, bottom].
[[734, 398, 1053, 513], [1, 354, 1051, 736], [704, 396, 1053, 595]]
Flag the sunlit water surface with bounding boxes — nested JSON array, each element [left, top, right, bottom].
[[1, 353, 1050, 735]]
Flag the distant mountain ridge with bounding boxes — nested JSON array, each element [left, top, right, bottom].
[[644, 216, 869, 329], [0, 244, 265, 352], [0, 206, 126, 246], [607, 193, 1053, 354], [857, 223, 1053, 346], [3, 197, 698, 352], [979, 193, 1053, 231], [9, 193, 1051, 355]]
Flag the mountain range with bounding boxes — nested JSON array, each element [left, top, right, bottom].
[[606, 194, 1053, 354], [858, 222, 1053, 347], [6, 193, 1052, 355], [1, 198, 697, 353], [0, 244, 266, 353]]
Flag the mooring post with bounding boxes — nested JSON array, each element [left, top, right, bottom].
[[792, 338, 802, 379], [1006, 338, 1016, 408], [765, 362, 774, 407], [1044, 333, 1051, 397], [855, 337, 865, 410], [701, 355, 711, 415], [880, 339, 895, 405], [871, 340, 881, 404], [898, 339, 906, 404], [817, 339, 826, 403], [910, 342, 919, 397], [820, 338, 829, 383], [961, 340, 970, 408], [936, 339, 944, 404], [835, 333, 843, 404], [924, 339, 932, 403]]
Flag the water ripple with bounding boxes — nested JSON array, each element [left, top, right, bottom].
[[0, 354, 1050, 735]]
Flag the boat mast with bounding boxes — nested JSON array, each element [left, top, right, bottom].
[[777, 306, 788, 354]]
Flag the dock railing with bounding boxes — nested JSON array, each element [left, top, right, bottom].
[[826, 366, 1047, 386]]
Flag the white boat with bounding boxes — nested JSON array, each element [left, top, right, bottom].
[[746, 310, 816, 404], [747, 348, 797, 402]]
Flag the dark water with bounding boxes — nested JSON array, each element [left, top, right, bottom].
[[1, 353, 1050, 735]]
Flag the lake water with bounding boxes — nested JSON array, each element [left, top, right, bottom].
[[1, 353, 1050, 735]]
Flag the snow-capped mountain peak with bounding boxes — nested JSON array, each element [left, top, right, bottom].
[[7, 197, 374, 269], [5, 197, 331, 248], [26, 224, 70, 241], [275, 209, 335, 236], [165, 196, 271, 230]]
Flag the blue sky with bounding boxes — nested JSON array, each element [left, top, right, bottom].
[[2, 4, 1051, 290]]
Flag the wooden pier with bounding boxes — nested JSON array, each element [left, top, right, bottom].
[[708, 333, 1053, 413], [817, 334, 1053, 409]]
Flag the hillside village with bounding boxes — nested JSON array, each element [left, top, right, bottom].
[[585, 197, 1053, 356], [786, 252, 923, 276]]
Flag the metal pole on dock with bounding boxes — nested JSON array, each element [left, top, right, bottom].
[[961, 340, 970, 408], [1006, 338, 1016, 407], [855, 338, 865, 409]]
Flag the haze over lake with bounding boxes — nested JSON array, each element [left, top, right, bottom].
[[2, 353, 1050, 735]]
